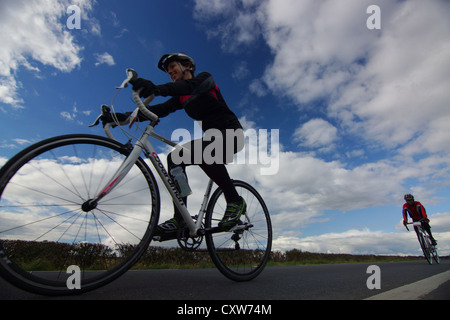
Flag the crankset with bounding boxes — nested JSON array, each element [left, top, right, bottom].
[[177, 221, 204, 252]]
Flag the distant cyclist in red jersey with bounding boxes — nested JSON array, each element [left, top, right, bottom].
[[402, 194, 437, 245]]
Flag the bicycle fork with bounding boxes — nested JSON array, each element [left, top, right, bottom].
[[81, 139, 145, 212]]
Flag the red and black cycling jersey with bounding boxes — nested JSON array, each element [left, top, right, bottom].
[[146, 72, 242, 132], [403, 201, 428, 222]]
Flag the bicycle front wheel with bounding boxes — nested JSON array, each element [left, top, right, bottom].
[[417, 231, 432, 265], [0, 134, 160, 295], [205, 180, 272, 282], [431, 246, 440, 264]]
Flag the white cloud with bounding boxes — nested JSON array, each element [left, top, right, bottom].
[[0, 0, 95, 109], [61, 111, 76, 121], [193, 0, 237, 18], [193, 0, 263, 52], [193, 0, 450, 156], [12, 139, 31, 145], [94, 52, 116, 67], [232, 61, 250, 81], [227, 145, 450, 255], [293, 118, 338, 151], [222, 118, 450, 255], [192, 0, 450, 255], [260, 0, 449, 152], [329, 1, 450, 152], [249, 79, 267, 97], [60, 102, 91, 124]]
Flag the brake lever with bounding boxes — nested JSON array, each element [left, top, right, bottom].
[[90, 68, 144, 129], [89, 105, 111, 127]]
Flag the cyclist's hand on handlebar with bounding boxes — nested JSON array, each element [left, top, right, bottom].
[[403, 220, 410, 231], [130, 78, 158, 98]]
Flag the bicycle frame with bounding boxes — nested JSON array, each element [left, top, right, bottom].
[[101, 122, 216, 239], [91, 70, 215, 238], [406, 221, 428, 242], [405, 220, 434, 262], [146, 125, 216, 236], [410, 221, 430, 240]]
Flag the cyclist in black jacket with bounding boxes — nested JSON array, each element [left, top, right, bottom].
[[131, 53, 245, 238]]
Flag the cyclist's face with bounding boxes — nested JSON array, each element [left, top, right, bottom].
[[167, 62, 181, 81], [167, 61, 192, 82]]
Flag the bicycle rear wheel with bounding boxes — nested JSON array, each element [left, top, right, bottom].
[[0, 134, 160, 295], [205, 180, 272, 282]]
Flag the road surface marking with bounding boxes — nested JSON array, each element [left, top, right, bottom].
[[365, 270, 450, 300]]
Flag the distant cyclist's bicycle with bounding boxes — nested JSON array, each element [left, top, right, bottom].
[[405, 219, 439, 265], [0, 69, 272, 296]]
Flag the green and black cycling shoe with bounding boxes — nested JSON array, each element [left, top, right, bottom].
[[218, 197, 246, 230], [153, 217, 180, 241]]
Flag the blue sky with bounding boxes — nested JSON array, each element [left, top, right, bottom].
[[1, 0, 450, 256]]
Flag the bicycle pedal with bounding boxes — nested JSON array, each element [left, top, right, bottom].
[[153, 233, 178, 242]]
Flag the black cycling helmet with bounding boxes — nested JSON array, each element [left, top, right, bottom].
[[158, 53, 196, 73], [404, 194, 414, 201]]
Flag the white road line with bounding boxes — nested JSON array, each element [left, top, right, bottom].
[[365, 270, 450, 300]]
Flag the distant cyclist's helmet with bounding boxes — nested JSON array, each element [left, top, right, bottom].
[[158, 53, 196, 73], [404, 194, 414, 201]]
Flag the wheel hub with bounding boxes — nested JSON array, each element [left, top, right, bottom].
[[81, 199, 98, 212]]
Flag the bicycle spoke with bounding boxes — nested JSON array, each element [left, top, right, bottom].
[[0, 134, 159, 295], [48, 150, 85, 201], [0, 209, 77, 235], [95, 208, 146, 241], [205, 180, 272, 281], [95, 207, 150, 223], [6, 181, 82, 206]]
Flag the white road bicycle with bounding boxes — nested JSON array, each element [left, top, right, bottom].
[[0, 69, 272, 296], [405, 219, 439, 265]]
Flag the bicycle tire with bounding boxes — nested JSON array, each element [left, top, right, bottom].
[[0, 134, 160, 295], [205, 180, 272, 282], [431, 246, 440, 264], [430, 244, 440, 264]]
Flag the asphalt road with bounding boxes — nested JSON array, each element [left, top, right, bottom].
[[1, 260, 449, 300]]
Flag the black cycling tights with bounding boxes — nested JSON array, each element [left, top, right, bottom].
[[167, 129, 244, 220]]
